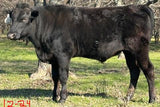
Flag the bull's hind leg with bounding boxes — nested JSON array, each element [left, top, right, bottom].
[[137, 50, 155, 103], [51, 60, 60, 102], [123, 51, 141, 102]]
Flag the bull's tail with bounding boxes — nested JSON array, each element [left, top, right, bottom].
[[141, 3, 156, 38], [146, 0, 158, 6]]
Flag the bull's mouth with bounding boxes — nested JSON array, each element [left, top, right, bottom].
[[7, 33, 21, 40]]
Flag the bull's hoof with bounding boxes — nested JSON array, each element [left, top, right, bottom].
[[58, 99, 66, 103], [124, 94, 134, 103], [124, 91, 134, 103], [52, 96, 59, 102], [149, 98, 155, 103], [124, 95, 132, 103]]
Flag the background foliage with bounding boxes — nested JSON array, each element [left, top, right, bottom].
[[1, 0, 160, 42]]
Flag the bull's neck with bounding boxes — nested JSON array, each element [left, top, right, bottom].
[[28, 19, 42, 49]]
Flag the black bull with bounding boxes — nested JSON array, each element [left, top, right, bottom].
[[6, 1, 157, 103]]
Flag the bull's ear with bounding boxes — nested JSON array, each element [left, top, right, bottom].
[[30, 10, 39, 22]]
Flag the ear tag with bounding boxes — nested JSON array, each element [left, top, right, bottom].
[[4, 14, 12, 24]]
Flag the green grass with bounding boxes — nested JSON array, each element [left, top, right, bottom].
[[0, 35, 160, 107]]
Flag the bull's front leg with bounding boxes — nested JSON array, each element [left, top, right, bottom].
[[51, 61, 60, 102], [59, 67, 69, 103], [57, 55, 70, 103]]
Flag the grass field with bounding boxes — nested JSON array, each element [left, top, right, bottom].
[[0, 35, 160, 107]]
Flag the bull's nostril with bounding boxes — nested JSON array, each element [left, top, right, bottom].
[[8, 33, 15, 39]]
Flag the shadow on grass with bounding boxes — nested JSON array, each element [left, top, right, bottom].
[[0, 89, 52, 98], [69, 92, 113, 99], [0, 70, 6, 74], [0, 60, 37, 74], [0, 89, 115, 99]]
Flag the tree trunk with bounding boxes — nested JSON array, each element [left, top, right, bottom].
[[43, 0, 46, 6], [64, 0, 70, 4], [30, 60, 52, 80], [33, 0, 36, 6], [30, 60, 77, 80]]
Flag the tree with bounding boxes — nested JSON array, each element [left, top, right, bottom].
[[43, 0, 47, 6], [30, 60, 52, 80]]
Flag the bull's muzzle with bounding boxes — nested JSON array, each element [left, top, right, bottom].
[[7, 33, 16, 40]]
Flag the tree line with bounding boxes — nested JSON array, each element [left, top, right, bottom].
[[0, 0, 160, 43]]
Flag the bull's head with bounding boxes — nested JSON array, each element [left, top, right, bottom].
[[6, 3, 38, 40]]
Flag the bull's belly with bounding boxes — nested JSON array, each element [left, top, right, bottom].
[[81, 39, 124, 62], [99, 41, 123, 57], [82, 50, 122, 63]]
